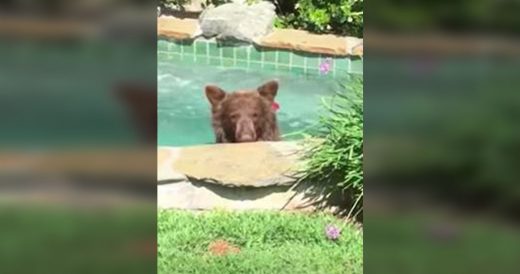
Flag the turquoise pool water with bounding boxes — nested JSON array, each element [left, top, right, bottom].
[[158, 60, 351, 147]]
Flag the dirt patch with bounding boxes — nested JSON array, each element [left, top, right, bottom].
[[208, 239, 240, 256]]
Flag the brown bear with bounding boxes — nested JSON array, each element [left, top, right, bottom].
[[204, 80, 281, 143]]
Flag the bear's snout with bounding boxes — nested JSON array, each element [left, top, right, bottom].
[[235, 118, 257, 142]]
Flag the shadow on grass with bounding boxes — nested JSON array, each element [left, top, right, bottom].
[[286, 178, 362, 222]]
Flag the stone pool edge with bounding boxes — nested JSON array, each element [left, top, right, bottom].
[[157, 141, 338, 212], [157, 141, 303, 187], [157, 16, 363, 57]]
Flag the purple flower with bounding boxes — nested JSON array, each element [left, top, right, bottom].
[[319, 58, 333, 75], [325, 224, 341, 240]]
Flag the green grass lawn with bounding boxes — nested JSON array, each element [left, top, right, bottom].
[[158, 210, 363, 274]]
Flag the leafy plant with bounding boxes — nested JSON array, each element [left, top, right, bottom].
[[201, 0, 233, 8], [159, 0, 190, 11], [158, 0, 232, 10], [298, 77, 363, 219], [275, 0, 363, 37]]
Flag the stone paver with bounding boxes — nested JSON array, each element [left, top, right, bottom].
[[346, 37, 364, 56], [158, 181, 316, 211], [158, 141, 303, 187], [157, 17, 199, 39], [259, 29, 360, 56], [158, 147, 187, 182], [156, 141, 337, 211]]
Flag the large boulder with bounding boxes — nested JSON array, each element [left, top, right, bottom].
[[198, 2, 276, 43]]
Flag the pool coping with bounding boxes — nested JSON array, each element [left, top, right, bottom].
[[157, 16, 363, 57]]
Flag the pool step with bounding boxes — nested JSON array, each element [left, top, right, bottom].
[[157, 141, 332, 211]]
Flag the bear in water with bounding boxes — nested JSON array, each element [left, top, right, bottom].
[[205, 80, 280, 143]]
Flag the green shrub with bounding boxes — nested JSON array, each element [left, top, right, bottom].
[[201, 0, 233, 8], [159, 0, 232, 10], [274, 0, 363, 37], [159, 0, 190, 10], [299, 78, 363, 219]]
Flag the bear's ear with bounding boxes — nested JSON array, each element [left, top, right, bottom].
[[257, 80, 278, 102], [205, 85, 226, 107]]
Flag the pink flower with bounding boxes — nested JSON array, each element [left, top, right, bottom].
[[319, 58, 333, 75], [325, 224, 341, 240]]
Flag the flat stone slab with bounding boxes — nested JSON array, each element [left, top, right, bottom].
[[157, 147, 187, 182], [260, 29, 363, 57], [350, 39, 364, 56], [158, 141, 303, 187], [158, 181, 316, 211], [157, 17, 199, 39]]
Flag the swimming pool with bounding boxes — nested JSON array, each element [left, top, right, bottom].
[[158, 40, 360, 147]]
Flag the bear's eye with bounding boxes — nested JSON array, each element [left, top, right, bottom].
[[252, 113, 259, 118], [230, 114, 239, 120]]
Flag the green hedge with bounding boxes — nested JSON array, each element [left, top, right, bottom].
[[274, 0, 363, 37]]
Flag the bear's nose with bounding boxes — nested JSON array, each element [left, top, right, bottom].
[[237, 134, 255, 142], [235, 118, 256, 142]]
